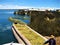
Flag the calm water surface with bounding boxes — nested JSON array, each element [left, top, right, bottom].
[[0, 9, 30, 45]]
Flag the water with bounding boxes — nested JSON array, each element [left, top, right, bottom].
[[0, 9, 30, 45]]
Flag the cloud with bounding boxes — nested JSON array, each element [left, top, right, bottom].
[[0, 4, 60, 9], [0, 4, 33, 9], [0, 5, 3, 7]]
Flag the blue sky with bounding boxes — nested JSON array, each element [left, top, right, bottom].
[[0, 0, 60, 9]]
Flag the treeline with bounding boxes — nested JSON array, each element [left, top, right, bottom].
[[29, 10, 60, 36]]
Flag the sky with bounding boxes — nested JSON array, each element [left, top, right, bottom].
[[0, 0, 60, 9]]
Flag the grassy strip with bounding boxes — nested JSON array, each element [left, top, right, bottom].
[[9, 17, 26, 24], [15, 24, 45, 45]]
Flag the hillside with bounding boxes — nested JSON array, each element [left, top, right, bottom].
[[29, 10, 60, 36]]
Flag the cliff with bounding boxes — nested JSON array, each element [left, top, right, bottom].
[[29, 10, 60, 36]]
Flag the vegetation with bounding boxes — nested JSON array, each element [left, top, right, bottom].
[[29, 10, 60, 36], [15, 23, 45, 45], [9, 17, 26, 24], [14, 9, 25, 15], [14, 9, 40, 16]]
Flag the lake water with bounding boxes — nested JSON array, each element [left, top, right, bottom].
[[0, 9, 30, 45]]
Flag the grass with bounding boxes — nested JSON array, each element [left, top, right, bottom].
[[15, 23, 45, 45], [9, 17, 26, 24]]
